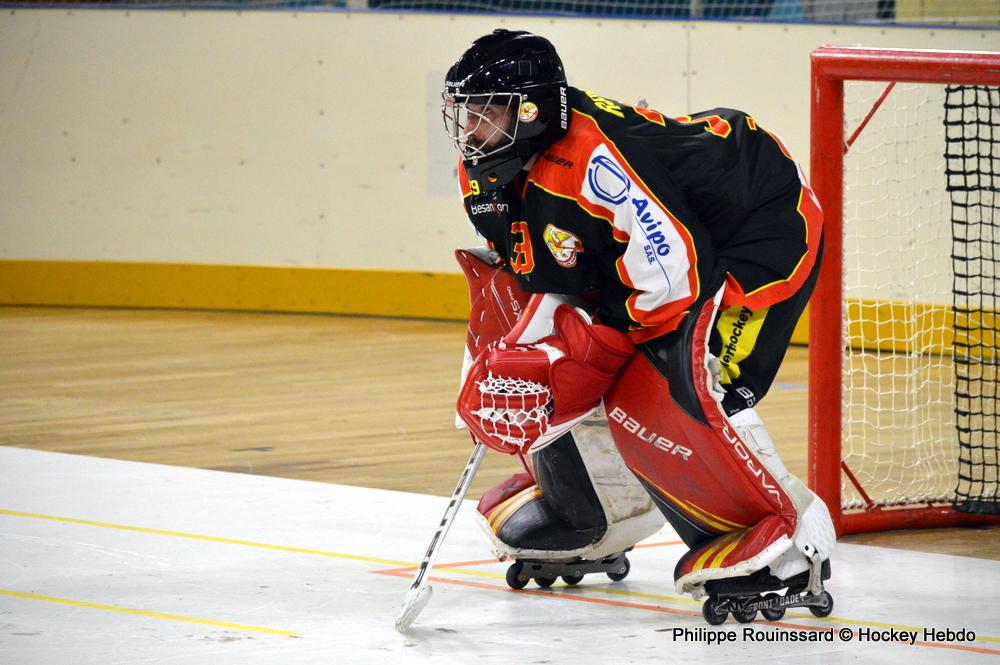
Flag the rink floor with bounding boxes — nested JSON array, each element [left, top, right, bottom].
[[1, 446, 998, 664]]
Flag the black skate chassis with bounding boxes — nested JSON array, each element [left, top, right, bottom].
[[701, 556, 833, 625], [505, 550, 632, 589]]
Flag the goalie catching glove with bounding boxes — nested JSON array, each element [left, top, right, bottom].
[[457, 305, 635, 454]]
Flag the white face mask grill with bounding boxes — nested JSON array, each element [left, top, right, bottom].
[[441, 92, 523, 162]]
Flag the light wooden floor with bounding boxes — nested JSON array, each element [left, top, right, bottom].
[[1, 305, 997, 559]]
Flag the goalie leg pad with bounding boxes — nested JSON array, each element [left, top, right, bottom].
[[603, 286, 798, 593], [672, 516, 796, 597], [533, 432, 607, 534], [476, 471, 535, 518], [560, 414, 664, 560], [728, 408, 837, 580], [479, 483, 604, 554], [475, 421, 663, 562]]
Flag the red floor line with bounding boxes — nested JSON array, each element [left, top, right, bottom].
[[634, 540, 684, 548], [372, 568, 1000, 656], [376, 568, 702, 617], [375, 558, 499, 575], [378, 542, 682, 576]]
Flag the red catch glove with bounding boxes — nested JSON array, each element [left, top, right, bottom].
[[457, 305, 635, 454]]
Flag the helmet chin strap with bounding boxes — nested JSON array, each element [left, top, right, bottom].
[[466, 138, 539, 194], [522, 153, 540, 171]]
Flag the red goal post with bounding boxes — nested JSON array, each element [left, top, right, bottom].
[[808, 46, 1000, 536]]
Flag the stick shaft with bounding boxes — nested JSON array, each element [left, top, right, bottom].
[[407, 442, 487, 590]]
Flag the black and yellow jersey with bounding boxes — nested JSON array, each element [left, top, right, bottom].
[[458, 86, 822, 342]]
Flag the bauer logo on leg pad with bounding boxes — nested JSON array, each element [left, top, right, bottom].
[[608, 406, 693, 460]]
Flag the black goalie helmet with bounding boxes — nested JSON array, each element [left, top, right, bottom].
[[442, 30, 569, 194]]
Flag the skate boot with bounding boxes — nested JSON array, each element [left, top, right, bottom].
[[504, 549, 632, 589], [699, 553, 833, 625]]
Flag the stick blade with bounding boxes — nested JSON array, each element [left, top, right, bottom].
[[394, 584, 433, 633]]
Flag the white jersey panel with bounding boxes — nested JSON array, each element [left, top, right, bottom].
[[579, 143, 693, 317]]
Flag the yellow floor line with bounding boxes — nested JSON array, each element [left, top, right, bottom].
[[0, 589, 299, 637], [6, 508, 998, 645], [0, 508, 410, 567]]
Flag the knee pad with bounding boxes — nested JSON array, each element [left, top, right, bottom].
[[475, 417, 663, 561]]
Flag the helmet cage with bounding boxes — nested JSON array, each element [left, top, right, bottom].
[[442, 91, 524, 163]]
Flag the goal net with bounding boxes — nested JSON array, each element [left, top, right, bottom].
[[809, 47, 1000, 535], [949, 84, 1000, 516]]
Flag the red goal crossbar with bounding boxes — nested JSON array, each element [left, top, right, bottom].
[[808, 46, 1000, 536]]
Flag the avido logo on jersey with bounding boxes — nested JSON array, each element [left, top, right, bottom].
[[587, 155, 631, 205], [632, 195, 673, 259], [587, 151, 672, 264]]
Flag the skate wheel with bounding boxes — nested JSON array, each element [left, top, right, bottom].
[[734, 608, 757, 623], [809, 591, 834, 618], [606, 557, 631, 582], [761, 593, 785, 621], [505, 562, 528, 590], [562, 574, 584, 586], [535, 577, 557, 589], [702, 596, 728, 626]]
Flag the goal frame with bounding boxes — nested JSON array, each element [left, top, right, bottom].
[[808, 45, 1000, 536]]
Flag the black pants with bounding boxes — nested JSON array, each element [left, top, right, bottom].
[[709, 241, 823, 416]]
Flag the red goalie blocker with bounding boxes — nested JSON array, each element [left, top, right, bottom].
[[455, 248, 531, 358], [458, 305, 635, 454]]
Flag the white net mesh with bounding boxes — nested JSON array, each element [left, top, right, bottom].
[[840, 81, 1000, 514], [472, 374, 552, 447], [840, 81, 958, 510]]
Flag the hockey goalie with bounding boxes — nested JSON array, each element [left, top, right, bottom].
[[445, 29, 836, 625]]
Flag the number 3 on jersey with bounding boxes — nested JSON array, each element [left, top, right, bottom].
[[510, 221, 535, 274]]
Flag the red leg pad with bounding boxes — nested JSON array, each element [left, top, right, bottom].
[[476, 471, 535, 518], [674, 515, 795, 582], [603, 289, 796, 567]]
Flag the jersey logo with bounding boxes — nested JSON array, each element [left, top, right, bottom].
[[579, 142, 694, 319], [543, 224, 584, 268], [469, 201, 510, 215], [510, 221, 535, 275], [587, 155, 631, 205]]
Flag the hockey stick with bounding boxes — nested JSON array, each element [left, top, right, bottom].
[[394, 441, 487, 632]]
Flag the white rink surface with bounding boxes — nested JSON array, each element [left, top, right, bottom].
[[1, 447, 998, 665]]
